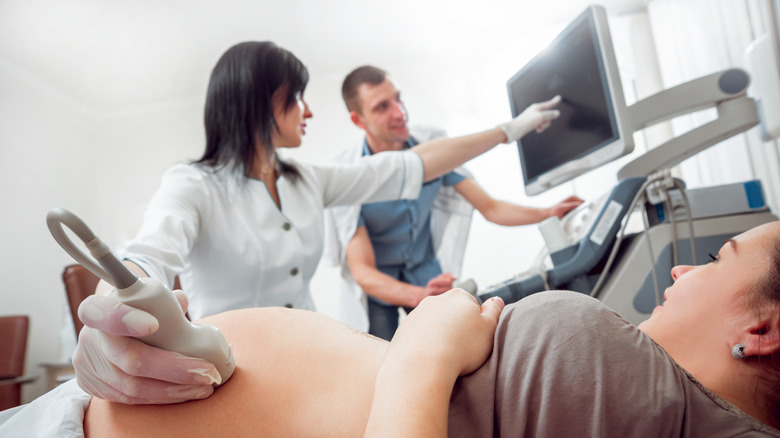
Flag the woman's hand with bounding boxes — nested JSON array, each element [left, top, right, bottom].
[[391, 289, 504, 378], [365, 289, 504, 437], [72, 291, 221, 404], [499, 95, 562, 143]]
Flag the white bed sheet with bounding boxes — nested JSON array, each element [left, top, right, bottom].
[[0, 379, 90, 438]]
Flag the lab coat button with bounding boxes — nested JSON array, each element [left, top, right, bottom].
[[282, 222, 291, 231], [290, 267, 299, 276]]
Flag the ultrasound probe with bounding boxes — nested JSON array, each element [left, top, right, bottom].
[[46, 208, 235, 385]]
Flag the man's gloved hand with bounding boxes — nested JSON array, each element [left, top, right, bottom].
[[499, 95, 562, 143], [72, 291, 221, 404]]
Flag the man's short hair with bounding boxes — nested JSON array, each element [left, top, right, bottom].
[[341, 65, 387, 114]]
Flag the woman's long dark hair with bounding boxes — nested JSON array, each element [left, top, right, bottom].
[[196, 41, 308, 179]]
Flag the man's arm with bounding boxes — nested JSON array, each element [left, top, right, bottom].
[[454, 178, 583, 226], [346, 226, 454, 308]]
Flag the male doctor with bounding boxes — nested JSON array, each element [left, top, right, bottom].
[[324, 65, 583, 340]]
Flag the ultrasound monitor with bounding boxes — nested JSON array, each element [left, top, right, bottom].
[[507, 5, 633, 196]]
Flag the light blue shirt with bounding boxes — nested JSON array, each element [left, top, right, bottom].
[[358, 137, 465, 294]]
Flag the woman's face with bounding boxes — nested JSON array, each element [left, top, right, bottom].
[[271, 89, 313, 149], [638, 222, 779, 353]]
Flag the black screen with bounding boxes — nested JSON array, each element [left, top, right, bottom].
[[508, 9, 619, 184]]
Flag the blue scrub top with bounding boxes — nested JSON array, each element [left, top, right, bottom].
[[358, 136, 465, 289]]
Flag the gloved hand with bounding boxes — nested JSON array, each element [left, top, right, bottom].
[[499, 95, 562, 143], [72, 291, 222, 404]]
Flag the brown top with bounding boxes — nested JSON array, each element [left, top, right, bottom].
[[449, 291, 780, 437]]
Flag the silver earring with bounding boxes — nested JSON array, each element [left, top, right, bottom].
[[731, 344, 745, 360]]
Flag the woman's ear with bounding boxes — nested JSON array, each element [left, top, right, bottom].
[[744, 314, 780, 357]]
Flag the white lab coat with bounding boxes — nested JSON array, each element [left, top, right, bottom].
[[123, 151, 424, 321], [322, 125, 474, 331]]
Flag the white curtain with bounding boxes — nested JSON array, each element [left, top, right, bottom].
[[646, 0, 780, 213]]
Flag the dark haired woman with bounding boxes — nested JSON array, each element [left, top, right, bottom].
[[71, 41, 562, 405]]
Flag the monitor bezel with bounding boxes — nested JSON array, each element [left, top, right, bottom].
[[507, 5, 634, 196]]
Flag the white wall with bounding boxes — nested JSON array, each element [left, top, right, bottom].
[[0, 58, 97, 402], [0, 59, 209, 402]]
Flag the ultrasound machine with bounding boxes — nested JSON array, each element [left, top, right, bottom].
[[477, 4, 780, 325]]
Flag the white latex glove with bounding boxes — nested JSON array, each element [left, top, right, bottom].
[[72, 291, 222, 404], [499, 95, 562, 143]]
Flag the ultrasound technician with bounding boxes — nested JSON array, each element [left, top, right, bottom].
[[71, 40, 562, 405]]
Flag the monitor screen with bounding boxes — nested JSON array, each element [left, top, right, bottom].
[[507, 5, 633, 195]]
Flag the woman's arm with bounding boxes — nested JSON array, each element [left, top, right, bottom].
[[320, 96, 560, 209], [411, 96, 561, 182], [413, 128, 506, 183]]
